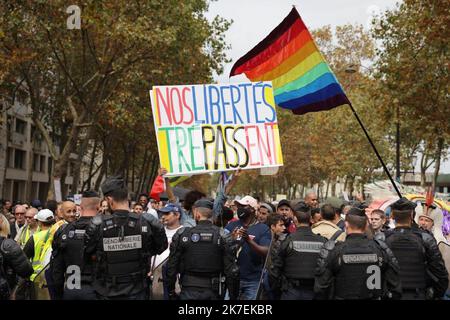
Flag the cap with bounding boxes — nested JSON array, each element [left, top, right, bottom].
[[390, 197, 416, 212], [35, 209, 55, 222], [82, 190, 99, 198], [235, 195, 258, 210], [347, 207, 366, 217], [293, 201, 310, 213], [101, 176, 126, 196], [277, 199, 292, 210], [259, 203, 273, 214], [193, 199, 214, 210], [31, 199, 42, 208], [326, 197, 344, 210], [158, 203, 181, 214]]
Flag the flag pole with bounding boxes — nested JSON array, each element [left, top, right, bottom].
[[347, 102, 402, 198]]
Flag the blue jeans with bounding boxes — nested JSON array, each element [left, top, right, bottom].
[[239, 280, 259, 300]]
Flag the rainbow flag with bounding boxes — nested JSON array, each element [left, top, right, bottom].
[[230, 8, 349, 115]]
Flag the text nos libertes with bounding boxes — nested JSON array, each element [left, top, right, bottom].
[[152, 82, 282, 174]]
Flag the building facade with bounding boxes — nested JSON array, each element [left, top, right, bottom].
[[0, 101, 75, 203]]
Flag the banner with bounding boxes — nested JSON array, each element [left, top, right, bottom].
[[150, 82, 283, 176]]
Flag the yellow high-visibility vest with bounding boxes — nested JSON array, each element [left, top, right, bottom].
[[18, 225, 39, 248], [30, 229, 51, 281]]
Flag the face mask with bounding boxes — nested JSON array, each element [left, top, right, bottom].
[[237, 207, 252, 220]]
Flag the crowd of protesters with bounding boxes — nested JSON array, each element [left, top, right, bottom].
[[0, 167, 449, 300]]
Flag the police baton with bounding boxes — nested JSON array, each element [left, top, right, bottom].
[[255, 234, 275, 300]]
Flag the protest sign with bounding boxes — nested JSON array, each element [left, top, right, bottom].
[[150, 82, 283, 176]]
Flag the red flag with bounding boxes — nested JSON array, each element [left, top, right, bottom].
[[149, 175, 166, 201]]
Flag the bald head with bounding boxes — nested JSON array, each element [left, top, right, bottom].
[[80, 196, 100, 217], [61, 201, 77, 223], [305, 191, 319, 208]]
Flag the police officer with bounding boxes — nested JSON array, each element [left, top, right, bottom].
[[269, 203, 327, 300], [376, 197, 449, 300], [85, 176, 168, 300], [51, 190, 101, 300], [315, 207, 401, 300], [0, 234, 33, 300], [166, 199, 233, 300]]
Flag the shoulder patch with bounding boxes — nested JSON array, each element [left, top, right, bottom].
[[191, 233, 200, 242], [92, 215, 103, 225], [323, 240, 336, 251]]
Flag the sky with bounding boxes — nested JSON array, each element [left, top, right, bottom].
[[204, 0, 450, 174]]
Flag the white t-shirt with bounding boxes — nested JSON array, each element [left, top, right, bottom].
[[152, 225, 184, 268]]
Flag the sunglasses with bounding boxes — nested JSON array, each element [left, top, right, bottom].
[[25, 216, 35, 219]]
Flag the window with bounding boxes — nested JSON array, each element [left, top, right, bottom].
[[6, 147, 14, 168], [14, 149, 26, 170], [40, 155, 45, 172], [33, 153, 46, 172], [15, 118, 27, 135], [7, 116, 13, 134], [48, 157, 53, 174], [33, 153, 40, 172]]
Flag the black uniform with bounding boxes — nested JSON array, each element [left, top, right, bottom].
[[378, 227, 449, 299], [51, 216, 97, 300], [0, 236, 33, 300], [269, 226, 327, 300], [85, 210, 168, 300], [166, 220, 233, 300], [315, 233, 402, 300]]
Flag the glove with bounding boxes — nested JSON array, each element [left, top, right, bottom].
[[426, 287, 435, 300], [168, 291, 180, 301]]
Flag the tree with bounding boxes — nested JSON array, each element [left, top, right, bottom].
[[372, 0, 450, 188], [0, 1, 231, 200]]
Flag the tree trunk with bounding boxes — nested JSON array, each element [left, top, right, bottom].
[[94, 143, 108, 192], [343, 176, 348, 193], [292, 184, 298, 200], [299, 185, 304, 199], [331, 177, 336, 197], [25, 129, 38, 202], [131, 144, 136, 193], [431, 137, 444, 192], [324, 178, 330, 199], [348, 176, 355, 199], [137, 149, 149, 194], [83, 138, 98, 191], [71, 126, 95, 193], [420, 152, 428, 188]]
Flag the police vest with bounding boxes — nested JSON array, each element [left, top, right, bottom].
[[180, 224, 223, 276], [385, 230, 426, 290], [283, 232, 325, 280], [60, 220, 92, 281], [30, 229, 52, 281], [98, 213, 148, 282], [334, 239, 384, 299]]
